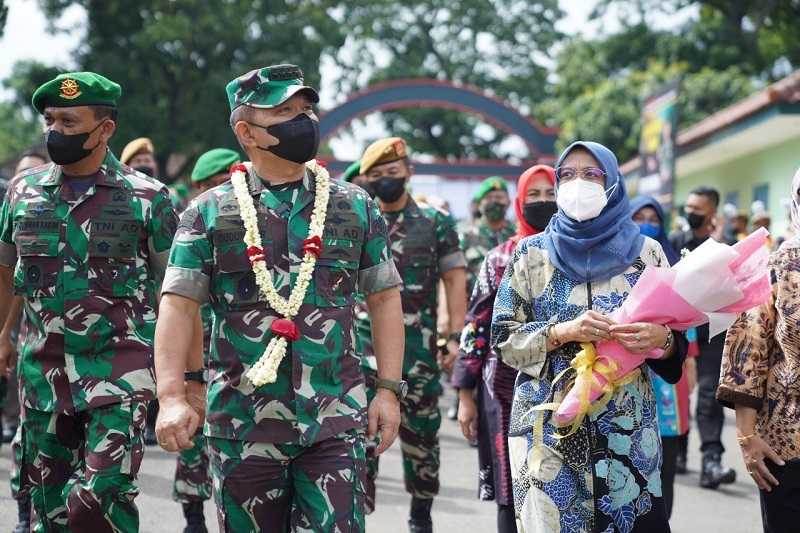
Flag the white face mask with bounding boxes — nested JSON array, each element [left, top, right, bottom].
[[556, 178, 617, 222]]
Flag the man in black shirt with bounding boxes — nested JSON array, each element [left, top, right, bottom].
[[670, 186, 737, 489]]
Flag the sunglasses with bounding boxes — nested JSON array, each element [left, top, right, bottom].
[[555, 166, 606, 181]]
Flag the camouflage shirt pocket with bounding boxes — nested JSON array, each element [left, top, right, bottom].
[[14, 230, 60, 299], [88, 219, 141, 297], [399, 247, 435, 293], [212, 218, 265, 310], [314, 238, 359, 307]]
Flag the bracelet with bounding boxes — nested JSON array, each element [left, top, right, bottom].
[[547, 323, 562, 347], [661, 325, 673, 352], [737, 433, 756, 445]]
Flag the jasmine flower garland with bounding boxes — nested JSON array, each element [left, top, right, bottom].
[[230, 161, 330, 386]]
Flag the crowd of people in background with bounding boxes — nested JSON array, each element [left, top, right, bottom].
[[0, 65, 798, 533]]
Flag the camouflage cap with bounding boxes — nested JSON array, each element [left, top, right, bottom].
[[32, 71, 121, 114], [360, 137, 408, 174], [191, 148, 241, 182], [226, 64, 319, 111]]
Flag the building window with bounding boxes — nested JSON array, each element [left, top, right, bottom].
[[724, 191, 739, 208], [753, 184, 769, 210]]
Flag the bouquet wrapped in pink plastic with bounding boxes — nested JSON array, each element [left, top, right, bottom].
[[552, 227, 772, 429]]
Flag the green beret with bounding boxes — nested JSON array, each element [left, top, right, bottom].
[[342, 161, 361, 182], [191, 148, 241, 183], [226, 64, 319, 112], [473, 176, 508, 202], [32, 72, 121, 114]]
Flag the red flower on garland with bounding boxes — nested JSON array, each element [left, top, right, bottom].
[[303, 235, 323, 258], [474, 338, 487, 349], [271, 318, 300, 341], [247, 245, 265, 263], [315, 159, 328, 168], [230, 163, 248, 174]]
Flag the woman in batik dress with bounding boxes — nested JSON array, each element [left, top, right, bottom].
[[492, 141, 688, 533]]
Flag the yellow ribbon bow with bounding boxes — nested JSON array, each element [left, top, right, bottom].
[[532, 343, 642, 439]]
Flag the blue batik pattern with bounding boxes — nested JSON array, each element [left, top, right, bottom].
[[494, 235, 673, 532]]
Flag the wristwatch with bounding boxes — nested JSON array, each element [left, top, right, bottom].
[[375, 378, 408, 401], [184, 369, 208, 384]]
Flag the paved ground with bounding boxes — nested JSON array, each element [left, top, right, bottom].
[[0, 389, 762, 532]]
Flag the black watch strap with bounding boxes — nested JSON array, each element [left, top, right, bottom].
[[184, 369, 208, 384]]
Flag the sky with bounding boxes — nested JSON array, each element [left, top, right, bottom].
[[0, 0, 696, 218]]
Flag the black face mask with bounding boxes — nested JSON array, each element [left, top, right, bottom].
[[45, 121, 105, 165], [133, 165, 155, 177], [522, 201, 557, 231], [250, 114, 320, 164], [687, 212, 706, 230], [371, 176, 407, 203]]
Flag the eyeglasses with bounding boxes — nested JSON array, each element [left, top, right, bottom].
[[555, 166, 606, 181]]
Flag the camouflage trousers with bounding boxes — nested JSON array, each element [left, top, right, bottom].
[[174, 433, 212, 503], [208, 430, 366, 533], [23, 401, 147, 533], [11, 423, 27, 498], [364, 356, 442, 512]]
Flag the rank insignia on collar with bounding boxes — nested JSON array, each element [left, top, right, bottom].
[[59, 78, 81, 100]]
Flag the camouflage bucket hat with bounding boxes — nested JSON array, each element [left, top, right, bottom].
[[226, 64, 319, 111]]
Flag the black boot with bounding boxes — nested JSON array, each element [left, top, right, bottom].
[[13, 496, 31, 533], [408, 497, 433, 533], [182, 501, 208, 533], [700, 452, 736, 489]]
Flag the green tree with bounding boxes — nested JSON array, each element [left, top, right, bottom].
[[36, 0, 345, 181], [594, 0, 800, 78], [0, 102, 41, 165], [337, 0, 564, 159], [541, 61, 754, 163], [0, 61, 60, 167]]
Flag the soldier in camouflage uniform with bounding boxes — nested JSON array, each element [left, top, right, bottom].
[[0, 71, 178, 532], [0, 151, 49, 533], [459, 176, 515, 295], [358, 137, 467, 532], [154, 65, 406, 533], [169, 148, 241, 533]]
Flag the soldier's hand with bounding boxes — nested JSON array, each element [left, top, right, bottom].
[[155, 396, 200, 452], [368, 389, 401, 456], [0, 335, 17, 377], [457, 391, 478, 441]]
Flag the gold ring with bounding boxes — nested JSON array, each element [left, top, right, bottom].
[[635, 334, 641, 342], [595, 328, 601, 336]]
